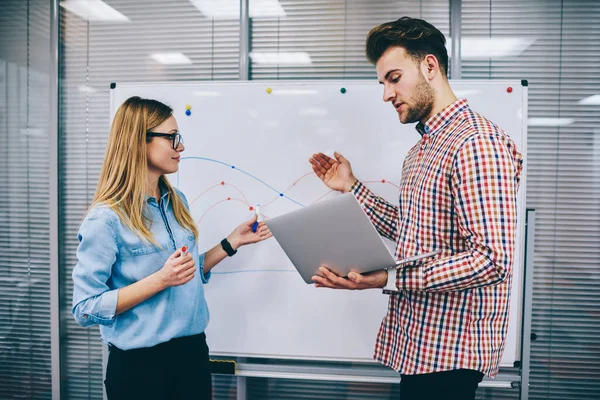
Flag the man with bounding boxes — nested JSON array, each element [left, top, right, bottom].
[[309, 17, 523, 400]]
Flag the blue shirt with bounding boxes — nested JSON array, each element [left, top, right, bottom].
[[72, 187, 210, 350]]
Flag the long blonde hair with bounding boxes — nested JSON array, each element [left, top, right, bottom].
[[90, 96, 198, 244]]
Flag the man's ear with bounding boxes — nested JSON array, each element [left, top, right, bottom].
[[422, 54, 440, 81]]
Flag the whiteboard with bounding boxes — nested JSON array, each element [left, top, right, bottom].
[[111, 80, 527, 367]]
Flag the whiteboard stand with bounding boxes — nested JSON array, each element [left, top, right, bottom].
[[519, 209, 536, 400], [237, 357, 247, 400], [228, 360, 518, 387], [236, 375, 247, 400]]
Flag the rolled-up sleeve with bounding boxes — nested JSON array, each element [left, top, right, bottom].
[[198, 252, 211, 283], [72, 211, 119, 327]]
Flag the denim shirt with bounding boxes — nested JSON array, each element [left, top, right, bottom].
[[72, 187, 210, 350]]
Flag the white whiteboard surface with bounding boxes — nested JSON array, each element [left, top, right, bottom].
[[111, 80, 527, 367]]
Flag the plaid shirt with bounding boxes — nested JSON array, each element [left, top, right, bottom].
[[352, 98, 523, 377]]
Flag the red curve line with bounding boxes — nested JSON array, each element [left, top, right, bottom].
[[190, 182, 250, 207]]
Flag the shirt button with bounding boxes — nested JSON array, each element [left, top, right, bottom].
[[83, 314, 89, 319]]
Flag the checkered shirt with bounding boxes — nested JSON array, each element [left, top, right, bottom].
[[352, 98, 523, 377]]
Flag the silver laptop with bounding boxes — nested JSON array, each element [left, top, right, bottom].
[[266, 192, 398, 284]]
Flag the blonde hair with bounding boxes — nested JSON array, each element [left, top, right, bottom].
[[90, 96, 198, 245]]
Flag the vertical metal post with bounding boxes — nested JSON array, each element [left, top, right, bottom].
[[237, 356, 248, 400], [238, 3, 250, 392], [103, 346, 109, 400], [449, 0, 462, 79], [237, 4, 250, 397], [49, 0, 61, 398], [239, 0, 250, 80], [237, 361, 247, 400], [520, 209, 535, 400]]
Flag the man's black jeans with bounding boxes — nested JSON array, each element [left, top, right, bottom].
[[400, 368, 484, 400]]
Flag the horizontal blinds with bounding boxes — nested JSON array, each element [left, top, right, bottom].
[[251, 0, 449, 80], [462, 1, 600, 399], [0, 0, 52, 399]]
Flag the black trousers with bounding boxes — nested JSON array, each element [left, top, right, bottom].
[[104, 332, 212, 400], [400, 369, 484, 400]]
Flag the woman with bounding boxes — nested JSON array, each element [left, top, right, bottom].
[[72, 96, 271, 399]]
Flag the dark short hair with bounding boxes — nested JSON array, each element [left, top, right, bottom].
[[366, 17, 448, 77]]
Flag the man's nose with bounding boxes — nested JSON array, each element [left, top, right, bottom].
[[383, 86, 395, 103]]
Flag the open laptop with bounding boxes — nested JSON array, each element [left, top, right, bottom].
[[267, 192, 434, 284]]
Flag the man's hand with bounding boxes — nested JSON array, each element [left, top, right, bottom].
[[312, 267, 388, 290], [309, 152, 357, 192]]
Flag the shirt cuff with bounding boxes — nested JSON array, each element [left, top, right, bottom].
[[79, 289, 117, 327], [398, 265, 425, 291], [98, 288, 118, 320], [384, 269, 397, 291]]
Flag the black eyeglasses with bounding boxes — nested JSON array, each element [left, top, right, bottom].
[[146, 132, 183, 149]]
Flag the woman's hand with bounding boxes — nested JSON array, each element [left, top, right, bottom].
[[227, 214, 273, 250], [156, 248, 196, 289]]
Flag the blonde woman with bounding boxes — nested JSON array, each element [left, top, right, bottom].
[[72, 96, 271, 399]]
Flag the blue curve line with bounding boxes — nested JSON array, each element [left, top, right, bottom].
[[182, 156, 305, 207], [212, 269, 297, 275]]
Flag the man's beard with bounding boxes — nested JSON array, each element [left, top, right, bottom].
[[402, 75, 435, 124]]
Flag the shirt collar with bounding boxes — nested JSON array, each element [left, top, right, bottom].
[[145, 180, 170, 204], [415, 98, 469, 137]]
